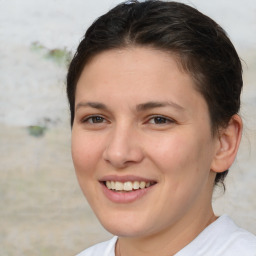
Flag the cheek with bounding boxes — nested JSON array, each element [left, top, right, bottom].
[[147, 133, 192, 168], [146, 129, 213, 179], [71, 131, 102, 179], [71, 131, 105, 205], [147, 131, 214, 216]]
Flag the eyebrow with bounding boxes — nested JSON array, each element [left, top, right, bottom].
[[136, 101, 185, 112], [75, 100, 185, 112], [75, 102, 108, 112]]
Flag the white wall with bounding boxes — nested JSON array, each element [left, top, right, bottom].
[[0, 0, 255, 126]]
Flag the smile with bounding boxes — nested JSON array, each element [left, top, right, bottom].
[[104, 181, 156, 192], [100, 176, 157, 203]]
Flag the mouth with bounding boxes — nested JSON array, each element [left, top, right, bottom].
[[102, 180, 157, 192], [99, 176, 157, 203]]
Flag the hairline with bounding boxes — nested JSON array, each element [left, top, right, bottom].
[[73, 44, 219, 136]]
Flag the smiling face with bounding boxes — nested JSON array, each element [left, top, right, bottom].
[[71, 47, 219, 239]]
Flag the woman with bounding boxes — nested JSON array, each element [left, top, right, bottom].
[[67, 1, 256, 255]]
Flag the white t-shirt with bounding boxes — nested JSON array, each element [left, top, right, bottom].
[[76, 215, 256, 256]]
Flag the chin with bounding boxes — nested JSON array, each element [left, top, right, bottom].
[[103, 224, 149, 238], [96, 210, 156, 238]]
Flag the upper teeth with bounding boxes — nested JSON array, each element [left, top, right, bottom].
[[105, 181, 151, 191]]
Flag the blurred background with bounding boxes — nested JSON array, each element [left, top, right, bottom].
[[0, 0, 255, 255]]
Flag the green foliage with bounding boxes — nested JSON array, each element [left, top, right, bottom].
[[30, 41, 45, 52], [27, 125, 46, 137], [30, 41, 72, 67], [45, 48, 72, 66]]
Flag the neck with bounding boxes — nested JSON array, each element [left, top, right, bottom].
[[115, 208, 216, 256]]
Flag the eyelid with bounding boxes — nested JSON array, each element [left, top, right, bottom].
[[146, 115, 176, 124], [81, 114, 108, 124]]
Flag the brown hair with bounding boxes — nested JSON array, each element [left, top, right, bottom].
[[67, 0, 243, 185]]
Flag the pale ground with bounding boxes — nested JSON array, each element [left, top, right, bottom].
[[0, 125, 112, 256]]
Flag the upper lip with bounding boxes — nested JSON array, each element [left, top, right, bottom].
[[99, 175, 157, 183]]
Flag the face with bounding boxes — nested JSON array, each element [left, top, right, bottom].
[[72, 47, 219, 238]]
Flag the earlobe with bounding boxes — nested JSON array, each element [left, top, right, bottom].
[[211, 114, 243, 173]]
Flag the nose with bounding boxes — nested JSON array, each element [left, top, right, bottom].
[[103, 125, 144, 169]]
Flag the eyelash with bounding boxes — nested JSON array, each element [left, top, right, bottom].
[[82, 115, 107, 124], [81, 115, 175, 126], [147, 115, 175, 125]]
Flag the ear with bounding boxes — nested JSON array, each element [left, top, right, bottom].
[[211, 114, 243, 173]]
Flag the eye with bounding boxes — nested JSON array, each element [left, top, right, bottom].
[[147, 115, 174, 125], [82, 115, 107, 124]]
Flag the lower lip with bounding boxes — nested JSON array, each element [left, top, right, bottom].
[[100, 183, 155, 203]]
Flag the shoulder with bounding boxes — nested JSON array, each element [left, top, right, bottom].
[[76, 236, 118, 256], [214, 215, 256, 254], [219, 216, 256, 255], [176, 215, 256, 256]]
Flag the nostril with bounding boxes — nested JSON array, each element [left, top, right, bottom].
[[102, 134, 144, 168]]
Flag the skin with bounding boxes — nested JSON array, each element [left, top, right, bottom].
[[71, 47, 242, 256]]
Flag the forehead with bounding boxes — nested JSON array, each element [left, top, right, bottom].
[[75, 47, 210, 123], [76, 47, 197, 96]]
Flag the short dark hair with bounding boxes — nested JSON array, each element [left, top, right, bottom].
[[67, 0, 243, 185]]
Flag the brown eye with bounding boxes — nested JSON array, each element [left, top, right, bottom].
[[83, 115, 106, 124], [153, 117, 167, 124], [148, 116, 173, 125]]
